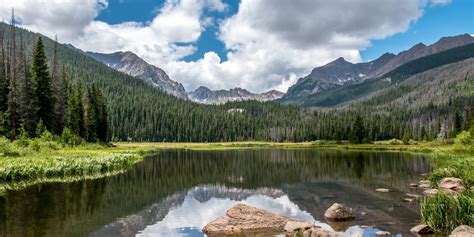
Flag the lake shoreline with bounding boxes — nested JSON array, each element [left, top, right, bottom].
[[1, 141, 472, 235], [1, 141, 470, 193]]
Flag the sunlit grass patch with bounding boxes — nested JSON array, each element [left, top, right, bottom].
[[421, 192, 474, 231]]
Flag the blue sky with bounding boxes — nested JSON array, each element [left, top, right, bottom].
[[97, 0, 238, 62], [361, 0, 474, 61], [97, 0, 473, 63]]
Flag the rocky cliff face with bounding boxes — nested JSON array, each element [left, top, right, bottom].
[[282, 34, 474, 103], [187, 86, 284, 104], [87, 51, 188, 99]]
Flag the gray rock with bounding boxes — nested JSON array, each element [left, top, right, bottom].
[[439, 177, 466, 193], [202, 204, 289, 235], [410, 224, 434, 235], [324, 203, 355, 221], [423, 188, 439, 197], [202, 204, 337, 236], [451, 225, 474, 237]]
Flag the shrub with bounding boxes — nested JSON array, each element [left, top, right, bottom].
[[454, 131, 473, 151], [0, 137, 21, 157], [389, 139, 403, 145], [402, 133, 410, 145], [60, 128, 84, 147], [421, 192, 474, 231]]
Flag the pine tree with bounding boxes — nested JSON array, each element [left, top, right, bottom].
[[51, 37, 67, 134], [450, 110, 462, 138], [349, 115, 365, 144], [17, 32, 38, 137], [6, 9, 20, 139], [31, 37, 54, 131], [65, 82, 84, 137], [84, 85, 98, 142], [0, 30, 7, 113], [93, 84, 108, 142]]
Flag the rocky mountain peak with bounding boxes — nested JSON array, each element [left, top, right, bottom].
[[326, 57, 352, 67], [87, 51, 188, 100]]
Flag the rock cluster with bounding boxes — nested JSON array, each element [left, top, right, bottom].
[[202, 204, 339, 236], [324, 203, 355, 221]]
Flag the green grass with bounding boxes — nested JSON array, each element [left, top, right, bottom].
[[421, 192, 474, 231], [0, 132, 153, 194]]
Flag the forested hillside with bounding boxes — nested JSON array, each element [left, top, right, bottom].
[[0, 22, 472, 143], [288, 43, 474, 107], [0, 20, 107, 143]]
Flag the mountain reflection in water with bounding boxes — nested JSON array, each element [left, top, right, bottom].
[[0, 149, 430, 237]]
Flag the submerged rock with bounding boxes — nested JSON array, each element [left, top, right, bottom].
[[439, 177, 466, 193], [326, 219, 354, 232], [419, 180, 431, 189], [406, 193, 421, 198], [375, 230, 391, 236], [324, 203, 355, 221], [451, 225, 474, 237], [303, 226, 338, 237], [284, 220, 315, 233], [410, 224, 434, 235]]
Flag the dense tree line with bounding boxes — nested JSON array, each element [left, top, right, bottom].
[[0, 21, 471, 143], [0, 13, 107, 142]]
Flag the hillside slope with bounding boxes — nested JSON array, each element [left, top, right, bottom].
[[281, 34, 474, 104], [284, 43, 474, 107]]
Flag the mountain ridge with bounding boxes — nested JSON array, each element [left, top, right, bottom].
[[281, 34, 474, 104], [87, 51, 284, 104], [86, 51, 188, 99], [187, 86, 284, 104]]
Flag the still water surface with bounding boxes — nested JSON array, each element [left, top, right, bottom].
[[0, 149, 431, 236]]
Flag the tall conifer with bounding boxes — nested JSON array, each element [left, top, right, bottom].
[[31, 37, 54, 131]]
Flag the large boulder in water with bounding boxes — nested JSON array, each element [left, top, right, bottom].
[[202, 204, 289, 235], [324, 203, 355, 221], [439, 177, 466, 192], [203, 204, 335, 236], [451, 225, 474, 237]]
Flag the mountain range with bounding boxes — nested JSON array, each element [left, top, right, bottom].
[[0, 22, 472, 142], [87, 51, 284, 104], [280, 34, 474, 106], [187, 86, 284, 104], [87, 34, 473, 108]]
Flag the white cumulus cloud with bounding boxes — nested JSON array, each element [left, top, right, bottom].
[[0, 0, 453, 93]]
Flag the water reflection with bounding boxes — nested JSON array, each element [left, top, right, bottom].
[[135, 186, 316, 237], [0, 149, 430, 237]]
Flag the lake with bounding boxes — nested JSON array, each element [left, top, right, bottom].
[[0, 149, 431, 236]]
